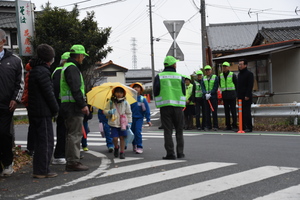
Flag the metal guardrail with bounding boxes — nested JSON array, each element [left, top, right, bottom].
[[14, 102, 300, 125]]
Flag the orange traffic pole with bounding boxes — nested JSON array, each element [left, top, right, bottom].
[[82, 125, 87, 139], [237, 99, 245, 133], [147, 94, 151, 103], [208, 99, 214, 112]]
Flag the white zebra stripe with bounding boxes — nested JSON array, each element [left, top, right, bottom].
[[252, 184, 300, 200], [138, 166, 298, 200], [37, 162, 236, 200]]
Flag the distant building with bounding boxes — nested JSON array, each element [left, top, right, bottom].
[[94, 60, 128, 85], [125, 69, 159, 89], [0, 1, 18, 51], [208, 18, 300, 103]]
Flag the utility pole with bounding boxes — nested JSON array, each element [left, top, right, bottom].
[[200, 0, 207, 66], [149, 0, 155, 86]]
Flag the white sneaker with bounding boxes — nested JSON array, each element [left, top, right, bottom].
[[2, 162, 14, 176], [52, 158, 66, 165]]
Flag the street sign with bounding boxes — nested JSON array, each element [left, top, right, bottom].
[[166, 41, 184, 61], [164, 20, 185, 61], [163, 20, 184, 39]]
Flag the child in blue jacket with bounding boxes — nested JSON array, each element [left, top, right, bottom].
[[98, 109, 114, 152], [130, 82, 152, 154]]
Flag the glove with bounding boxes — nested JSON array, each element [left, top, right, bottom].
[[127, 123, 132, 129], [205, 93, 211, 100], [108, 108, 116, 115]]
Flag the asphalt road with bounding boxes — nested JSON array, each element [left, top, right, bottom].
[[1, 102, 300, 200]]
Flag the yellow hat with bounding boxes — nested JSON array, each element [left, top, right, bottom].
[[196, 70, 203, 75], [112, 86, 126, 96], [164, 56, 179, 67], [222, 61, 230, 67], [130, 82, 144, 93]]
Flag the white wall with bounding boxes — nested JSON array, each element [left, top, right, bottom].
[[271, 48, 300, 103]]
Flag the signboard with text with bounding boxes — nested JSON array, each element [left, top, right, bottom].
[[16, 0, 34, 56]]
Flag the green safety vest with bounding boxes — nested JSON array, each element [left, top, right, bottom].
[[155, 71, 186, 108], [203, 74, 217, 93], [51, 66, 63, 79], [194, 80, 203, 98], [220, 72, 235, 91], [60, 62, 85, 103], [186, 83, 194, 105]]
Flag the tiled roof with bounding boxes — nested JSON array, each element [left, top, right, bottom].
[[0, 1, 15, 7], [0, 13, 16, 28], [125, 69, 159, 78], [252, 26, 300, 45], [207, 18, 300, 53], [95, 60, 128, 72]]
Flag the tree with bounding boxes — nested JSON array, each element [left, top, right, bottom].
[[31, 3, 112, 91]]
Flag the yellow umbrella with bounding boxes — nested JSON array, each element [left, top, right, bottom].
[[87, 82, 137, 110]]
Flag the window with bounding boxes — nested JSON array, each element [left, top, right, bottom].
[[102, 71, 116, 77]]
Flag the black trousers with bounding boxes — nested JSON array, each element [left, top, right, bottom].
[[0, 109, 14, 167], [160, 106, 184, 156], [53, 113, 66, 158], [184, 105, 195, 129], [242, 99, 252, 130], [204, 98, 219, 129], [223, 99, 237, 128], [29, 116, 54, 175], [194, 97, 205, 129]]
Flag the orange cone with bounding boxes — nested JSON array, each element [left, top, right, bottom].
[[237, 99, 245, 133]]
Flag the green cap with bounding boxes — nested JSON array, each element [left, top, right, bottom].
[[61, 52, 70, 60], [164, 56, 179, 67], [70, 44, 89, 56], [222, 61, 230, 67], [204, 65, 212, 70], [196, 70, 203, 75]]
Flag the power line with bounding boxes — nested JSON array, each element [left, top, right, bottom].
[[78, 0, 126, 11]]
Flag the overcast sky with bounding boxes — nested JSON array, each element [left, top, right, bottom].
[[30, 0, 300, 75]]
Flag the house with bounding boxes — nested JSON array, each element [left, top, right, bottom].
[[94, 60, 128, 85], [125, 69, 159, 89], [0, 1, 18, 51], [209, 20, 300, 103]]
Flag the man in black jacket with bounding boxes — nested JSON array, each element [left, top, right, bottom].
[[28, 44, 59, 178], [237, 58, 254, 132], [51, 52, 70, 165], [0, 29, 24, 176], [60, 45, 89, 171]]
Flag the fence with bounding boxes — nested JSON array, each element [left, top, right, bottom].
[[14, 102, 300, 125]]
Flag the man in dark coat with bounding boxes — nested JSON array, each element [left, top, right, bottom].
[[237, 58, 254, 132], [0, 29, 24, 176], [28, 44, 59, 178]]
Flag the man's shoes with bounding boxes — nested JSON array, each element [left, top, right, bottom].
[[136, 148, 143, 154], [52, 158, 66, 165], [25, 149, 34, 156], [162, 154, 176, 160], [204, 128, 210, 131], [158, 126, 163, 129], [232, 127, 238, 132], [66, 162, 89, 171], [212, 128, 218, 131], [33, 172, 58, 179], [120, 153, 125, 159], [177, 153, 185, 159], [83, 147, 89, 151], [244, 129, 252, 133], [197, 127, 202, 131], [114, 147, 119, 158], [2, 162, 14, 176], [108, 147, 114, 153]]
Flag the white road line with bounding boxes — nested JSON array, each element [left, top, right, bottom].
[[253, 184, 300, 200], [25, 150, 110, 200], [101, 159, 185, 177], [138, 166, 299, 200], [113, 157, 143, 164], [37, 162, 235, 200]]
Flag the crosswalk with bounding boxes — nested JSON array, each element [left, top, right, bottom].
[[30, 155, 299, 200]]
